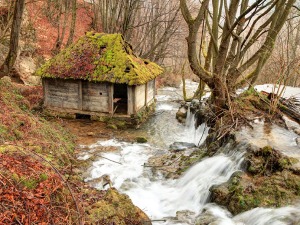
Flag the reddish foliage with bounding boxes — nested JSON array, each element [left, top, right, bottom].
[[0, 6, 9, 18], [48, 43, 98, 79], [26, 0, 93, 58], [20, 85, 43, 109], [0, 152, 75, 224]]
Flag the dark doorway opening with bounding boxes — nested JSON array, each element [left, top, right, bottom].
[[113, 84, 128, 114], [76, 113, 91, 120]]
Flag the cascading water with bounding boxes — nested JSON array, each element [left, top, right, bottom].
[[80, 85, 300, 225]]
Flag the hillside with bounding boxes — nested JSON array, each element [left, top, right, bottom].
[[0, 77, 150, 224]]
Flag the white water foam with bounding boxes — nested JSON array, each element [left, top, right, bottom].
[[86, 139, 244, 221]]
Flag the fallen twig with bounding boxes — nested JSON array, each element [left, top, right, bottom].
[[95, 154, 122, 165]]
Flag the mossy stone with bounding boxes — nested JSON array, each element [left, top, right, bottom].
[[136, 136, 147, 143]]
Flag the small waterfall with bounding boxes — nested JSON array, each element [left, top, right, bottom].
[[84, 139, 244, 221], [183, 107, 209, 146]]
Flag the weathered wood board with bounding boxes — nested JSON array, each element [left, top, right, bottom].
[[82, 81, 109, 112], [146, 80, 155, 104], [127, 86, 134, 114], [135, 84, 146, 111], [45, 78, 80, 109], [43, 78, 156, 116]]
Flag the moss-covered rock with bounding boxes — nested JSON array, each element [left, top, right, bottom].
[[244, 145, 294, 175], [131, 101, 156, 126], [136, 136, 148, 143], [88, 188, 151, 225], [210, 146, 300, 215], [36, 32, 163, 85]]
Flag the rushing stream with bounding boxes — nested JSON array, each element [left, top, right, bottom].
[[79, 82, 300, 225]]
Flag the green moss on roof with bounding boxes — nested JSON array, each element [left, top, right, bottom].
[[36, 32, 163, 85]]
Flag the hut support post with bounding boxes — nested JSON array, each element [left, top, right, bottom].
[[78, 80, 83, 110], [108, 84, 113, 114], [145, 83, 148, 106]]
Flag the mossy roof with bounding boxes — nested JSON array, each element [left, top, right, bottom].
[[36, 32, 163, 85]]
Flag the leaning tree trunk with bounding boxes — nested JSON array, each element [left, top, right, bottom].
[[0, 0, 25, 78]]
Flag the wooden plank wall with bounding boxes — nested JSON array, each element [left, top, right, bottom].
[[45, 78, 80, 109], [146, 80, 155, 104], [127, 86, 134, 114], [82, 81, 109, 112], [44, 78, 156, 115], [134, 84, 146, 111]]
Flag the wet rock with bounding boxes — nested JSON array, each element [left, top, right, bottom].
[[148, 146, 206, 179], [295, 129, 300, 136], [169, 142, 196, 152], [244, 145, 293, 175], [136, 136, 148, 143], [296, 137, 300, 146], [176, 210, 196, 224], [195, 206, 228, 225], [87, 188, 151, 224], [16, 56, 41, 85], [210, 146, 300, 215], [176, 106, 188, 123], [283, 115, 300, 131]]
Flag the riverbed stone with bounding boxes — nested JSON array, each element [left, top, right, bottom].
[[295, 129, 300, 136], [176, 106, 188, 123], [195, 208, 224, 225], [136, 136, 148, 143], [296, 137, 300, 146], [169, 142, 196, 152], [148, 145, 206, 179], [176, 210, 196, 224]]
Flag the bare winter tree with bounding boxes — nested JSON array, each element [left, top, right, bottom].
[[44, 0, 77, 53], [0, 0, 14, 44], [180, 0, 296, 110], [259, 12, 300, 87], [0, 0, 25, 77], [90, 0, 180, 64]]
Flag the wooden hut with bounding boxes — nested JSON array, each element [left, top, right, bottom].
[[36, 32, 163, 119]]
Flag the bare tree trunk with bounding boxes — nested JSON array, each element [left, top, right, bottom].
[[66, 0, 77, 47], [0, 0, 25, 78]]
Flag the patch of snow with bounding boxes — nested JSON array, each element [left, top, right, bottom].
[[254, 84, 300, 99], [78, 154, 91, 160], [283, 115, 300, 131]]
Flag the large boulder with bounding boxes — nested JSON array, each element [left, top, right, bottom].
[[15, 56, 41, 85], [88, 188, 151, 225], [176, 105, 188, 123], [210, 146, 300, 215]]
